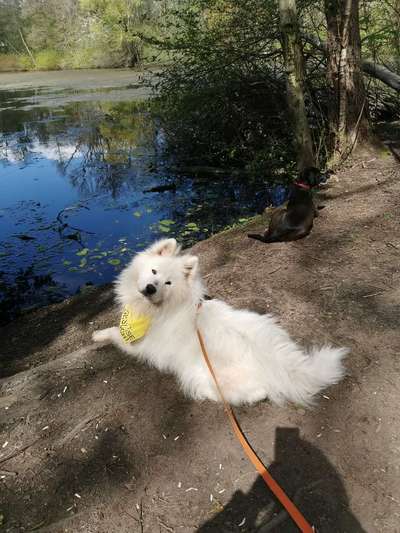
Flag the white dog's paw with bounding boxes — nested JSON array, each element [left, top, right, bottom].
[[92, 329, 110, 343]]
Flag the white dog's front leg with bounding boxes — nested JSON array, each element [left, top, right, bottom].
[[92, 327, 140, 357], [92, 327, 120, 344]]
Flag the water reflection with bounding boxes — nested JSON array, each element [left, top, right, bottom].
[[0, 88, 275, 324]]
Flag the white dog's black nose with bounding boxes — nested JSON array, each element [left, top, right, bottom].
[[144, 283, 157, 296]]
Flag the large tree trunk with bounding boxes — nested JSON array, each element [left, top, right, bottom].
[[279, 0, 315, 171], [324, 0, 369, 164]]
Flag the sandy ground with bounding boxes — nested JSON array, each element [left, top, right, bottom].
[[0, 146, 399, 532]]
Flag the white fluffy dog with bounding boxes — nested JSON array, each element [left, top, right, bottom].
[[93, 238, 347, 406]]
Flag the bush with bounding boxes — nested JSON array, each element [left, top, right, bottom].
[[18, 54, 35, 70], [62, 47, 95, 69], [154, 0, 297, 172], [34, 49, 62, 70]]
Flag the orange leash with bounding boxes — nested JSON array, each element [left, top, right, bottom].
[[196, 328, 314, 533]]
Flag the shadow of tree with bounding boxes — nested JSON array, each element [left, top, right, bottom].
[[198, 427, 366, 533]]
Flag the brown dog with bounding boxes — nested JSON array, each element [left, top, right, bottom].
[[248, 167, 324, 243]]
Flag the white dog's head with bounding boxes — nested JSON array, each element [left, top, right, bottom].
[[115, 238, 203, 310]]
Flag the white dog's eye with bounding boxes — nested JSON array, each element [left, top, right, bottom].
[[165, 281, 171, 285], [152, 269, 157, 275]]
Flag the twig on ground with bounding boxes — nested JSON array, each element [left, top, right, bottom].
[[27, 521, 46, 532], [0, 437, 42, 466], [350, 158, 376, 169], [123, 510, 139, 524], [58, 413, 102, 446], [38, 388, 53, 400], [136, 499, 144, 533], [0, 469, 17, 476], [267, 266, 282, 275], [158, 519, 175, 532], [0, 469, 18, 477]]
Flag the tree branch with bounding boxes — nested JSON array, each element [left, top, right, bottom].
[[18, 28, 36, 67], [362, 60, 400, 91], [303, 33, 400, 92]]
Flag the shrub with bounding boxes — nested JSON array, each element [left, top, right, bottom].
[[34, 49, 62, 70], [154, 0, 296, 172]]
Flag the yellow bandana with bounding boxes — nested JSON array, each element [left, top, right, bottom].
[[119, 306, 151, 343]]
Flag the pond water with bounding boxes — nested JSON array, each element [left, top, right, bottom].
[[0, 69, 284, 324]]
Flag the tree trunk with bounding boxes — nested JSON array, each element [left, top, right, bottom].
[[279, 0, 315, 171], [18, 28, 36, 68], [324, 0, 369, 164]]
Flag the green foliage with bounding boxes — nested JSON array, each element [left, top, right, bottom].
[[0, 0, 173, 70], [358, 0, 400, 119], [18, 54, 34, 70], [0, 0, 23, 54], [155, 0, 400, 170], [15, 50, 62, 71], [154, 0, 296, 171], [34, 49, 62, 70], [62, 47, 98, 70]]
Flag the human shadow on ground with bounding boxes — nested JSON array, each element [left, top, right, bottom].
[[198, 427, 366, 533]]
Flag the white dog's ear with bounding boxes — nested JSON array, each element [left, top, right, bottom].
[[147, 238, 180, 257], [183, 255, 198, 279]]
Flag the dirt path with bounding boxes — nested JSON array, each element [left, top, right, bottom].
[[0, 147, 399, 532]]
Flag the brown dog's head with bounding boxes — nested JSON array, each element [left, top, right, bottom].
[[297, 166, 324, 188]]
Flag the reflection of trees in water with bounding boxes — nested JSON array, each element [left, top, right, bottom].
[[66, 102, 159, 197], [1, 99, 159, 196]]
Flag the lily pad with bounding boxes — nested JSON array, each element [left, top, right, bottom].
[[159, 219, 176, 226], [63, 260, 72, 266], [108, 258, 121, 266], [76, 248, 89, 256], [159, 225, 171, 233], [79, 258, 87, 268], [185, 222, 200, 232], [133, 211, 142, 218]]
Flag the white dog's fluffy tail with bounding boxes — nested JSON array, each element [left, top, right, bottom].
[[284, 345, 348, 406]]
